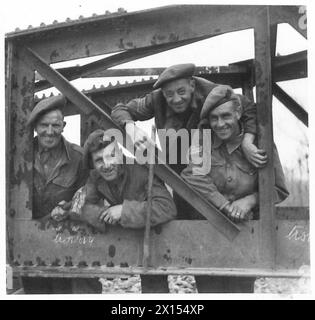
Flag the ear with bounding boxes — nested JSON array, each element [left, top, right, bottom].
[[235, 105, 242, 120], [190, 78, 195, 90]]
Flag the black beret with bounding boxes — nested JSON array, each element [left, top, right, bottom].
[[82, 129, 115, 169], [27, 95, 67, 127], [200, 85, 241, 120], [153, 63, 196, 89]]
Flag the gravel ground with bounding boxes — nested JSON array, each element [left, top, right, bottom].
[[100, 275, 311, 294]]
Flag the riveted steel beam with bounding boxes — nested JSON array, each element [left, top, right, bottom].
[[22, 46, 240, 241], [254, 7, 276, 268], [273, 83, 308, 126]]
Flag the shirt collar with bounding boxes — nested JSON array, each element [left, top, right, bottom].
[[212, 125, 244, 154]]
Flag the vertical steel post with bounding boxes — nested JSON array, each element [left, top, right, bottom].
[[254, 6, 276, 268]]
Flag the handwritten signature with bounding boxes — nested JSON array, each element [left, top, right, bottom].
[[286, 225, 309, 242], [54, 234, 95, 246]]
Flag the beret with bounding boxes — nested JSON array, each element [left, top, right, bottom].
[[153, 63, 196, 89], [82, 129, 115, 169], [27, 95, 67, 127], [200, 85, 240, 120]]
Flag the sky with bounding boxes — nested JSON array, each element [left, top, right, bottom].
[[1, 0, 314, 297]]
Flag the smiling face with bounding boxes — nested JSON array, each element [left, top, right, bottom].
[[91, 142, 123, 182], [35, 109, 65, 150], [162, 78, 195, 114], [208, 101, 241, 142]]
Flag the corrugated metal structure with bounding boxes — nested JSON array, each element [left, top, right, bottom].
[[5, 5, 309, 285]]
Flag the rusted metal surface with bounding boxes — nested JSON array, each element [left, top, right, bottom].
[[254, 7, 276, 268], [273, 83, 308, 126], [3, 6, 271, 64], [7, 43, 34, 221], [12, 217, 309, 275]]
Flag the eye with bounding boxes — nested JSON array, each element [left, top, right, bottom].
[[177, 89, 186, 95]]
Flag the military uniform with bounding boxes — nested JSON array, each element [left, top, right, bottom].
[[33, 136, 87, 219], [22, 95, 102, 294], [82, 163, 177, 229], [181, 85, 289, 293]]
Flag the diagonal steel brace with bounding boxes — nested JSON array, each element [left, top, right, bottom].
[[22, 46, 240, 241]]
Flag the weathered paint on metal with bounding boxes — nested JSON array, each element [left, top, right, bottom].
[[254, 7, 276, 268], [7, 43, 34, 221], [12, 218, 309, 274], [6, 5, 262, 63]]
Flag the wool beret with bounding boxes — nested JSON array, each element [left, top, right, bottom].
[[200, 85, 240, 120], [153, 63, 196, 89], [27, 95, 67, 127], [82, 129, 115, 169]]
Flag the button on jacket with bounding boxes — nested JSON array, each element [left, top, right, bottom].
[[33, 136, 88, 219], [82, 162, 177, 229], [181, 131, 289, 210]]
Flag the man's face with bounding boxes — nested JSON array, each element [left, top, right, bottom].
[[91, 143, 122, 182], [162, 78, 195, 114], [208, 101, 241, 141], [35, 109, 65, 150]]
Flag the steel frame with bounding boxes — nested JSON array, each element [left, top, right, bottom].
[[5, 4, 309, 279]]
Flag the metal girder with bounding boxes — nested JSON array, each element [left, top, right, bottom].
[[8, 5, 262, 64], [273, 83, 308, 126], [34, 37, 210, 92], [269, 5, 307, 39], [254, 7, 276, 268], [22, 46, 240, 241], [6, 5, 304, 64], [36, 65, 247, 81], [11, 217, 309, 273]]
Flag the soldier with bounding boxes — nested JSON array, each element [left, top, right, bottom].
[[181, 85, 289, 292], [111, 63, 267, 218], [56, 129, 177, 293], [22, 95, 102, 294]]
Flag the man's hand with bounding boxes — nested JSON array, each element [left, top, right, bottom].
[[242, 133, 268, 168], [50, 200, 71, 222], [125, 121, 154, 152], [223, 203, 247, 223], [228, 193, 258, 222], [99, 205, 123, 225]]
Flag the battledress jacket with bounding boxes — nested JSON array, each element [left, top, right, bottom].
[[33, 136, 88, 219], [79, 162, 177, 229], [181, 130, 289, 217], [111, 76, 257, 134]]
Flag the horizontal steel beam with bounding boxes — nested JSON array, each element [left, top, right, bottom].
[[273, 83, 308, 126], [34, 37, 210, 92], [23, 46, 240, 241], [13, 266, 309, 278]]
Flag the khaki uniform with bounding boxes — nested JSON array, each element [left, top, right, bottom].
[[181, 131, 289, 218], [81, 162, 177, 229], [33, 136, 88, 219]]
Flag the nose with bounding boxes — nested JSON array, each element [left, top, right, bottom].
[[104, 160, 112, 169], [46, 124, 53, 135], [217, 117, 225, 128], [172, 92, 182, 104]]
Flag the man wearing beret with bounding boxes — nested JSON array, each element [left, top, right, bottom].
[[22, 95, 102, 294], [59, 129, 176, 292], [181, 85, 289, 292], [111, 63, 267, 218]]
